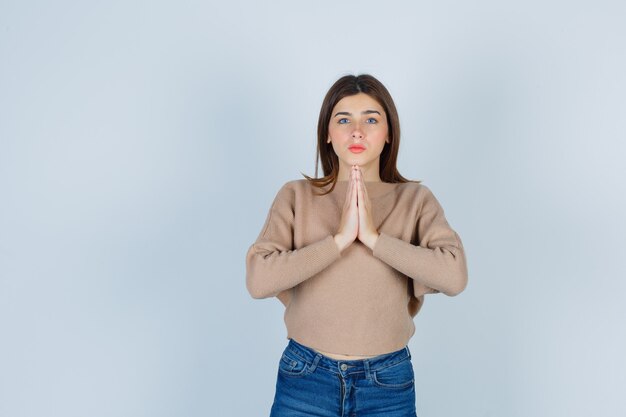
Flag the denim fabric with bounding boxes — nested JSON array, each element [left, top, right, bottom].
[[269, 338, 417, 417]]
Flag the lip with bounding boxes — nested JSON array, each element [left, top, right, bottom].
[[349, 146, 365, 153]]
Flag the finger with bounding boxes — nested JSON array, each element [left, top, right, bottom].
[[349, 171, 355, 208], [357, 170, 365, 199], [354, 165, 362, 210], [356, 174, 363, 210], [357, 175, 370, 216], [361, 177, 369, 208], [357, 171, 369, 206], [351, 174, 359, 206]]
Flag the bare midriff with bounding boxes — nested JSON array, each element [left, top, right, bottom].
[[313, 347, 379, 360]]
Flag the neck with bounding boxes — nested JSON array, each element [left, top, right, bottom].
[[336, 162, 382, 182]]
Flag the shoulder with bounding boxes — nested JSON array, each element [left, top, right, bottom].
[[279, 178, 326, 196], [270, 179, 308, 204], [276, 179, 437, 201], [277, 179, 308, 194], [396, 181, 434, 199], [395, 182, 446, 212]]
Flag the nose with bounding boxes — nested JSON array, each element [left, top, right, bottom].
[[351, 127, 363, 139]]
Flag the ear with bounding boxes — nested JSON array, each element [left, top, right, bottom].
[[327, 137, 331, 143]]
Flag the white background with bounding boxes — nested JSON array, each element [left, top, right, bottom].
[[1, 1, 625, 416]]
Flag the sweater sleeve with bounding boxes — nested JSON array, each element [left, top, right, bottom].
[[372, 185, 468, 297], [245, 183, 342, 299]]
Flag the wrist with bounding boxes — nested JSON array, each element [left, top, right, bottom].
[[333, 235, 345, 253], [368, 233, 380, 250]]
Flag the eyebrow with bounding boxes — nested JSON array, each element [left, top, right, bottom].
[[333, 110, 382, 117]]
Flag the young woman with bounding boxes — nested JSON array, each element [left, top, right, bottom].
[[246, 74, 468, 416]]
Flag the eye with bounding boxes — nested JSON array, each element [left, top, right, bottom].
[[338, 118, 349, 124], [366, 117, 378, 124]]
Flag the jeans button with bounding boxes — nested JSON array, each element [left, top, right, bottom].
[[340, 363, 348, 370]]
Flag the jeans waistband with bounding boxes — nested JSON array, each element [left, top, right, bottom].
[[285, 338, 411, 375]]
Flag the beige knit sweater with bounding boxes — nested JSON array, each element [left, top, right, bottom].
[[245, 179, 468, 355]]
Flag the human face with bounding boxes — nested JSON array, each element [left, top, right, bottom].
[[327, 92, 389, 182]]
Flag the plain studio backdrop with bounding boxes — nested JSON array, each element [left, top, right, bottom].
[[1, 1, 625, 416]]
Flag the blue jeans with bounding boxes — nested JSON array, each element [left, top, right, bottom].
[[270, 338, 417, 417]]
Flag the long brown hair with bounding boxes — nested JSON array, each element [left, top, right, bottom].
[[300, 74, 420, 196]]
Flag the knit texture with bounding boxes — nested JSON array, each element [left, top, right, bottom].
[[246, 179, 468, 355]]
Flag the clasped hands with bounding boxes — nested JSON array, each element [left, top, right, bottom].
[[334, 165, 380, 253]]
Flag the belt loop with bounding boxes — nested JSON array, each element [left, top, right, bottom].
[[405, 345, 411, 358], [309, 353, 322, 372], [364, 358, 372, 380]]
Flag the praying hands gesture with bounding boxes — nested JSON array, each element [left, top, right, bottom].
[[334, 165, 380, 253]]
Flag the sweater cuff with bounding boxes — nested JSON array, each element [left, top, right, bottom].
[[318, 234, 342, 263], [372, 231, 399, 261]]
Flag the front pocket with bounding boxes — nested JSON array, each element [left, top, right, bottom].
[[277, 352, 309, 377], [372, 360, 414, 389]]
